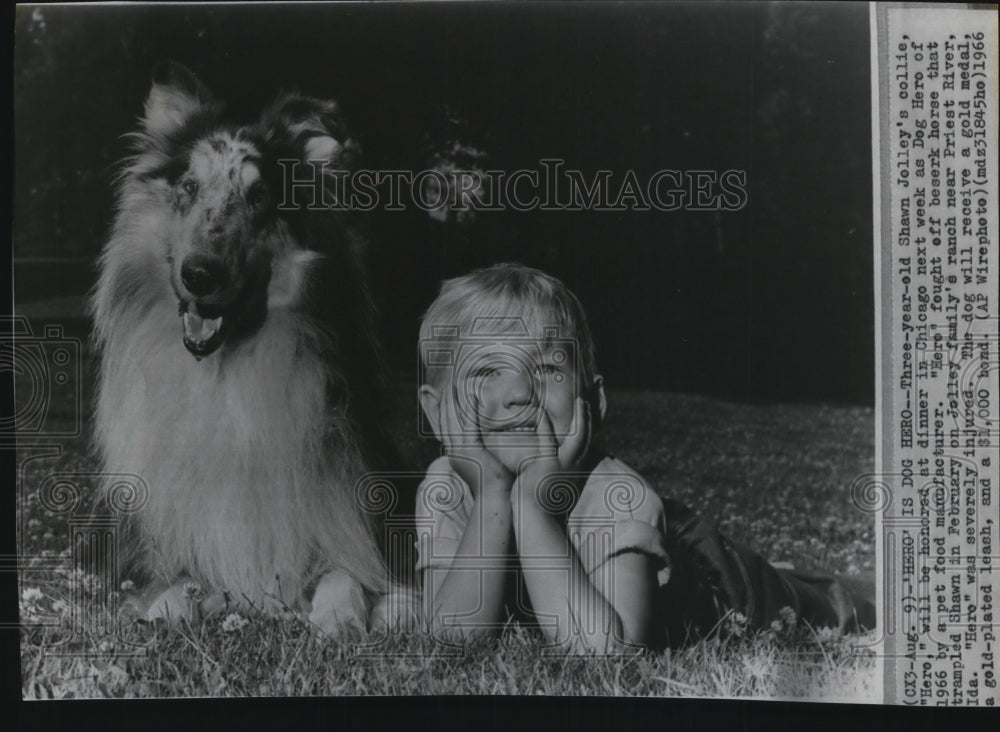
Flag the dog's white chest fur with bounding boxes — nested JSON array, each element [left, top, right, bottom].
[[98, 304, 346, 607]]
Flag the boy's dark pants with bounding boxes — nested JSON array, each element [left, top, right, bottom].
[[657, 499, 876, 649]]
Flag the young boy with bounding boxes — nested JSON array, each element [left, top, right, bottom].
[[415, 263, 874, 653]]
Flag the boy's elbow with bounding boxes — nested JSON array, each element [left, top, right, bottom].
[[620, 618, 656, 651], [423, 591, 501, 642], [555, 617, 649, 656]]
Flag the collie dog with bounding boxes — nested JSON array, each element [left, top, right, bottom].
[[91, 62, 395, 634]]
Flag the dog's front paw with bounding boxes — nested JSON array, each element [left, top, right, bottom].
[[139, 581, 228, 623], [308, 570, 368, 638], [145, 582, 201, 623]]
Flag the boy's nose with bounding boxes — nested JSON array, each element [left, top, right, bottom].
[[501, 368, 537, 408]]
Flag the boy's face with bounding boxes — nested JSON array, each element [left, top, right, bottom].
[[459, 340, 577, 448], [422, 333, 605, 455]]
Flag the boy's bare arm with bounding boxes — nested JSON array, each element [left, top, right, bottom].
[[508, 400, 658, 653], [512, 462, 657, 653], [423, 392, 515, 639]]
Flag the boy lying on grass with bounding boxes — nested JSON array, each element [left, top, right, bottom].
[[415, 263, 874, 653]]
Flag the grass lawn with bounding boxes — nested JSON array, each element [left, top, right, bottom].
[[15, 310, 877, 699]]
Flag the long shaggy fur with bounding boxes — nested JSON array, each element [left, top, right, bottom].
[[91, 62, 392, 612]]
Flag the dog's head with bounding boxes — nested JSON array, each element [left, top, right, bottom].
[[126, 61, 362, 358]]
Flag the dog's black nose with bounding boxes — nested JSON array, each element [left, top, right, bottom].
[[180, 255, 228, 297]]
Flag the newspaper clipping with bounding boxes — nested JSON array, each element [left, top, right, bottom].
[[873, 3, 998, 707], [8, 0, 1000, 708]]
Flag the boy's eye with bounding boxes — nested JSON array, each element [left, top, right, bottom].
[[182, 179, 199, 196]]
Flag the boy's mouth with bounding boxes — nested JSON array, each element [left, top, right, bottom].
[[483, 417, 540, 433]]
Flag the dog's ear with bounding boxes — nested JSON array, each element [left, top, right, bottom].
[[260, 94, 362, 171], [143, 61, 219, 138]]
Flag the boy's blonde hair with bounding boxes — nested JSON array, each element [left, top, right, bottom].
[[419, 263, 599, 390]]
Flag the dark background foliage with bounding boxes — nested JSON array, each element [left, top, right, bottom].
[[13, 2, 874, 404]]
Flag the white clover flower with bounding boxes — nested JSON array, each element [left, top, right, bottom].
[[21, 587, 43, 604], [221, 613, 248, 633], [724, 611, 748, 638], [69, 571, 101, 595], [778, 606, 797, 626], [815, 626, 836, 643], [120, 579, 135, 592], [183, 581, 202, 599]]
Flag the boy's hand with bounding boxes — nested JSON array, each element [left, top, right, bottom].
[[507, 398, 593, 505], [556, 397, 591, 471], [439, 390, 513, 496], [498, 397, 590, 473]]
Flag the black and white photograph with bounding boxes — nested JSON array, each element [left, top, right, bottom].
[[10, 0, 992, 705]]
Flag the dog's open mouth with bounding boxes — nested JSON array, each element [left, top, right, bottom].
[[179, 301, 228, 358]]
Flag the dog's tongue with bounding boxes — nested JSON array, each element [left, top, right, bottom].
[[182, 311, 223, 343]]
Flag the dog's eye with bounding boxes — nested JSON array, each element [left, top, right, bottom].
[[246, 184, 268, 209], [182, 179, 199, 196]]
